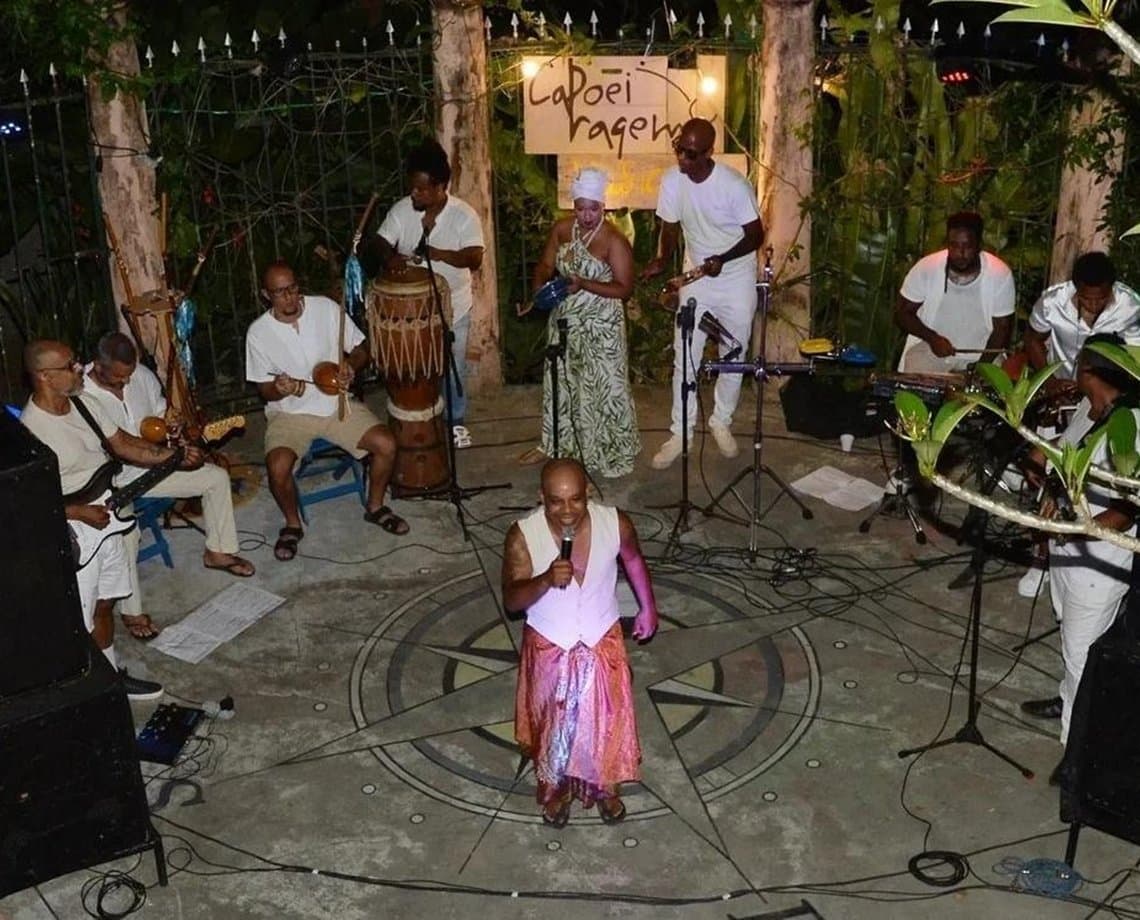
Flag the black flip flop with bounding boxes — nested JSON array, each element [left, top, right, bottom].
[[274, 526, 303, 561]]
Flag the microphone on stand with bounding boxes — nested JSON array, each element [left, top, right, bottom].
[[699, 311, 743, 361], [415, 223, 432, 259]]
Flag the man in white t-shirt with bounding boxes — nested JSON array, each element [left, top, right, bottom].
[[1025, 251, 1140, 395], [895, 211, 1015, 374], [642, 118, 764, 469], [84, 332, 254, 639], [245, 260, 407, 562], [378, 138, 485, 445]]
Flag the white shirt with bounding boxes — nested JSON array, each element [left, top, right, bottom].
[[1049, 400, 1139, 588], [21, 394, 119, 495], [245, 295, 365, 418], [1029, 281, 1140, 380], [517, 503, 622, 651], [655, 162, 759, 289], [82, 363, 166, 485], [898, 250, 1015, 373], [377, 194, 484, 321]]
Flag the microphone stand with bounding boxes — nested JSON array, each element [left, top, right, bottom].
[[546, 316, 568, 457], [701, 249, 813, 555], [898, 499, 1034, 779], [413, 224, 510, 541], [649, 297, 699, 555]]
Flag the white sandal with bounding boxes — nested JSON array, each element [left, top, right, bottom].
[[452, 425, 472, 449]]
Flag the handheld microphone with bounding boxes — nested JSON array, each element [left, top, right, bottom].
[[560, 525, 574, 560]]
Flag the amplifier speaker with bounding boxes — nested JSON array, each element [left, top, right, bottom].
[[0, 656, 164, 896], [0, 410, 91, 698], [1060, 598, 1140, 865]]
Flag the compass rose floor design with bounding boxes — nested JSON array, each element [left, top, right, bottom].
[[6, 385, 1140, 920]]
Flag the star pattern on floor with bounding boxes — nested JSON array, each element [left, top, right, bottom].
[[289, 606, 810, 856]]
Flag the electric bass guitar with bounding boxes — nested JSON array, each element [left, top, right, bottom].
[[64, 448, 185, 570]]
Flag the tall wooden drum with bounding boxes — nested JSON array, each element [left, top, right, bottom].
[[368, 267, 451, 496]]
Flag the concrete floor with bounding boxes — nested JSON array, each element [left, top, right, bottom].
[[4, 381, 1140, 920]]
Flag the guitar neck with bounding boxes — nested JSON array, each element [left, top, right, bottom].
[[109, 449, 183, 510]]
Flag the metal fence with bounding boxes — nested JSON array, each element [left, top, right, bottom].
[[0, 76, 113, 406]]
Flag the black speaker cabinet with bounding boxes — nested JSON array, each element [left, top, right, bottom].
[[1060, 604, 1140, 865], [0, 410, 91, 698], [0, 656, 164, 896]]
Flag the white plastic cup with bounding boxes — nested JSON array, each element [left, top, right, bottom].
[[840, 433, 855, 453]]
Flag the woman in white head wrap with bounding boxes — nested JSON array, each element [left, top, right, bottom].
[[521, 168, 640, 477]]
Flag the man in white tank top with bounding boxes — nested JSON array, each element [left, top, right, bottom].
[[503, 459, 659, 827]]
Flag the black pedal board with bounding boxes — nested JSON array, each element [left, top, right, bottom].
[[136, 703, 204, 765]]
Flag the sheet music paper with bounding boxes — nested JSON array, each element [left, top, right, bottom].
[[790, 465, 885, 512], [151, 583, 286, 664]]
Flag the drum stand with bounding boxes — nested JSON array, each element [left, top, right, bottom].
[[648, 299, 699, 555], [416, 247, 510, 540], [701, 256, 813, 556]]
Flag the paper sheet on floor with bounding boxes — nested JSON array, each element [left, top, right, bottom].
[[151, 583, 287, 664], [790, 465, 885, 512]]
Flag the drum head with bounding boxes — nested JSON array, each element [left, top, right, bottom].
[[533, 276, 571, 312]]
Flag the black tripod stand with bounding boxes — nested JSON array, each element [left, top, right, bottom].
[[650, 298, 699, 554], [414, 236, 510, 540], [858, 447, 927, 544], [701, 252, 813, 552], [545, 317, 569, 457], [898, 504, 1034, 778]]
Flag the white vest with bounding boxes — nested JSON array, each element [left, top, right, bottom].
[[518, 503, 621, 651]]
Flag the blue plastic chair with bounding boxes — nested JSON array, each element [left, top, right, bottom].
[[134, 497, 176, 568], [293, 438, 366, 523]]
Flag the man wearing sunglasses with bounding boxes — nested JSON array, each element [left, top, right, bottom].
[[642, 117, 764, 469], [20, 340, 206, 700]]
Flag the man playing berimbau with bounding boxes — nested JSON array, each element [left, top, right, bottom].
[[504, 458, 659, 827]]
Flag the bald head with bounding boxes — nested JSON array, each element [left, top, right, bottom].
[[680, 118, 716, 150], [24, 339, 81, 399], [24, 339, 68, 374], [541, 458, 587, 494]]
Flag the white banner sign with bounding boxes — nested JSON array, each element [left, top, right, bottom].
[[523, 55, 727, 158]]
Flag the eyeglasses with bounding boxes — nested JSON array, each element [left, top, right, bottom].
[[39, 359, 81, 373], [267, 282, 300, 298], [672, 140, 708, 160]]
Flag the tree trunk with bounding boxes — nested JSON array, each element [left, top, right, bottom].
[[756, 0, 814, 362], [1050, 70, 1128, 283], [432, 0, 502, 393], [87, 21, 165, 371]]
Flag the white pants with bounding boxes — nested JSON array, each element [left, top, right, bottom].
[[669, 277, 757, 435], [1051, 560, 1128, 744], [120, 463, 239, 617], [75, 532, 131, 631]]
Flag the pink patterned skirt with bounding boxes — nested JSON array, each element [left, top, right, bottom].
[[515, 622, 641, 807]]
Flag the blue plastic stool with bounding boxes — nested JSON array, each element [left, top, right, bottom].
[[293, 438, 366, 524], [134, 497, 176, 568]]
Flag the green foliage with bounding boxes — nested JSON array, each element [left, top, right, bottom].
[[1107, 406, 1140, 476], [808, 9, 1071, 367]]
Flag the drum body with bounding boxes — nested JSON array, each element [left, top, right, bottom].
[[870, 371, 966, 408], [367, 268, 451, 495]]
